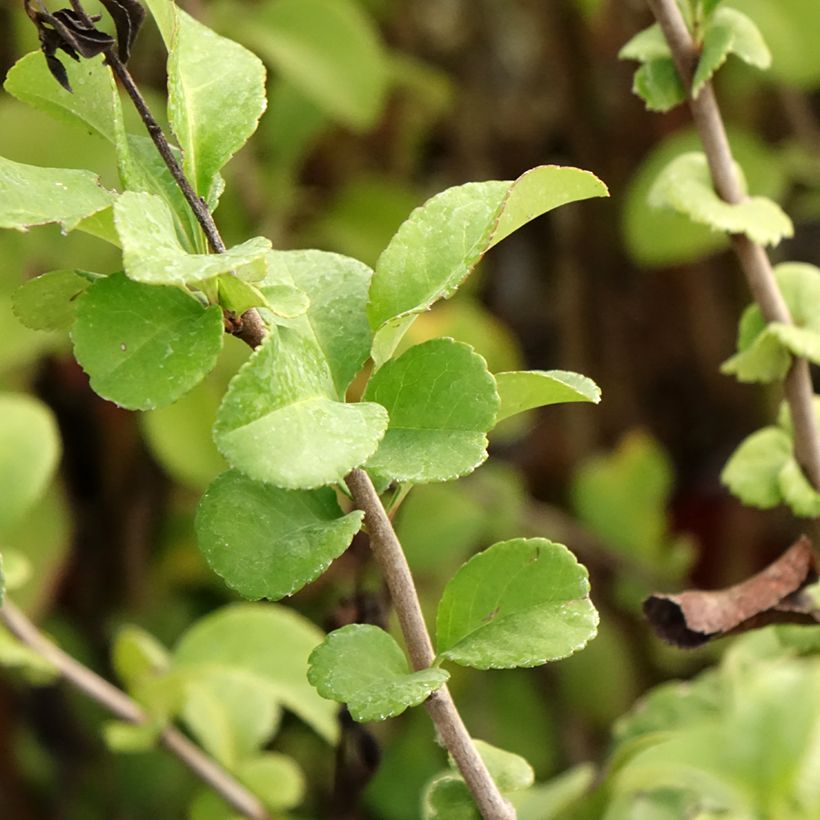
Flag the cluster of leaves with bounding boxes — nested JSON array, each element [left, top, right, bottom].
[[0, 0, 616, 814]]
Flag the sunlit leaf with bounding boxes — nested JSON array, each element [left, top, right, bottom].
[[436, 538, 598, 669], [494, 370, 600, 424], [72, 272, 223, 410], [721, 427, 792, 509], [308, 624, 449, 722]]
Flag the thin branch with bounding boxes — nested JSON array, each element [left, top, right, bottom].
[[646, 0, 820, 490], [0, 599, 269, 820], [345, 469, 515, 820]]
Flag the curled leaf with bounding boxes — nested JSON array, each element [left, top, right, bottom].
[[644, 537, 819, 648]]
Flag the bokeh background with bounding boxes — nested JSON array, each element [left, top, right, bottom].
[[1, 0, 820, 817]]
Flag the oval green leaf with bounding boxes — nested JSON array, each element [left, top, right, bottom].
[[214, 326, 388, 489], [13, 269, 92, 331], [72, 272, 224, 410], [363, 338, 499, 483], [494, 370, 601, 424], [196, 469, 363, 600], [308, 624, 449, 722], [436, 538, 598, 669]]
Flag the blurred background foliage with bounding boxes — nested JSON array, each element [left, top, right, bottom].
[[2, 0, 820, 817]]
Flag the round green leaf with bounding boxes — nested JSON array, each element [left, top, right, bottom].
[[13, 269, 92, 331], [494, 370, 601, 424], [308, 624, 449, 722], [214, 327, 387, 489], [72, 272, 224, 410], [236, 753, 305, 811], [0, 394, 60, 531], [363, 338, 499, 483], [172, 603, 338, 743], [196, 469, 363, 600], [778, 458, 820, 518], [720, 426, 792, 509], [436, 538, 598, 670]]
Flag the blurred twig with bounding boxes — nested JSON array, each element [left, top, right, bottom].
[[0, 600, 269, 820]]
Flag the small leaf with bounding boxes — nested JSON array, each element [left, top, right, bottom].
[[423, 775, 478, 820], [633, 58, 687, 112], [363, 338, 499, 483], [13, 270, 91, 332], [236, 753, 305, 811], [214, 327, 387, 489], [368, 166, 608, 332], [449, 739, 535, 793], [217, 275, 272, 317], [720, 325, 791, 383], [721, 426, 792, 508], [103, 720, 160, 753], [262, 250, 373, 396], [0, 551, 32, 597], [308, 624, 449, 722], [0, 394, 60, 531], [171, 603, 339, 743], [72, 272, 224, 410], [0, 155, 115, 233], [0, 629, 58, 684], [112, 625, 170, 692], [114, 191, 270, 286], [649, 152, 793, 246], [228, 0, 388, 131], [494, 370, 600, 424], [196, 470, 363, 600], [778, 458, 820, 518], [692, 15, 735, 95], [436, 538, 598, 669], [618, 23, 671, 62]]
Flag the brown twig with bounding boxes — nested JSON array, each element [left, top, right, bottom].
[[345, 469, 515, 820], [0, 599, 269, 820], [646, 0, 820, 490]]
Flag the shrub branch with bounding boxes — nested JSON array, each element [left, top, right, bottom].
[[647, 0, 820, 490], [0, 599, 269, 820]]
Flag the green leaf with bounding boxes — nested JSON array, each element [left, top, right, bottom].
[[0, 394, 60, 531], [450, 739, 535, 793], [363, 338, 499, 483], [103, 720, 161, 753], [262, 250, 373, 396], [0, 156, 115, 233], [0, 551, 32, 597], [216, 275, 271, 317], [112, 625, 170, 692], [13, 270, 91, 331], [720, 325, 791, 383], [511, 764, 596, 819], [649, 152, 793, 246], [633, 58, 687, 112], [368, 166, 608, 332], [196, 469, 363, 600], [0, 629, 58, 685], [72, 272, 224, 410], [236, 753, 305, 811], [618, 24, 671, 62], [494, 370, 601, 424], [720, 426, 792, 508], [4, 52, 121, 144], [114, 192, 270, 285], [423, 775, 478, 820], [777, 458, 820, 518], [214, 326, 387, 489], [692, 15, 735, 96], [171, 603, 338, 743], [436, 538, 598, 670], [308, 624, 449, 722], [227, 0, 388, 131], [146, 0, 267, 201]]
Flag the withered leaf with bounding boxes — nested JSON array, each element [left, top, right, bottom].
[[99, 0, 145, 63], [644, 536, 820, 648]]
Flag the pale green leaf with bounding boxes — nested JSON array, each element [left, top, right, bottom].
[[720, 427, 792, 508], [768, 323, 820, 364], [363, 338, 499, 483], [112, 625, 170, 692], [371, 314, 418, 370], [778, 458, 820, 518], [262, 250, 373, 396], [13, 270, 91, 331], [146, 0, 267, 200], [114, 191, 270, 285], [0, 394, 60, 531], [423, 775, 478, 820], [368, 166, 608, 331], [494, 370, 600, 424], [633, 59, 687, 112], [774, 262, 820, 329], [618, 24, 671, 62], [449, 739, 535, 793], [228, 0, 388, 130], [308, 624, 449, 722], [72, 272, 224, 410], [511, 764, 596, 819], [214, 327, 387, 489], [0, 629, 58, 684], [650, 152, 793, 246], [0, 156, 115, 233], [720, 325, 791, 383], [196, 469, 363, 600], [103, 720, 160, 753], [188, 790, 243, 820], [0, 551, 32, 598], [216, 275, 271, 316], [436, 538, 598, 670], [4, 52, 121, 143], [236, 753, 305, 811], [171, 603, 338, 743], [692, 16, 735, 96]]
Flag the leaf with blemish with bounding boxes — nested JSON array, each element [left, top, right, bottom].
[[436, 538, 598, 669]]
